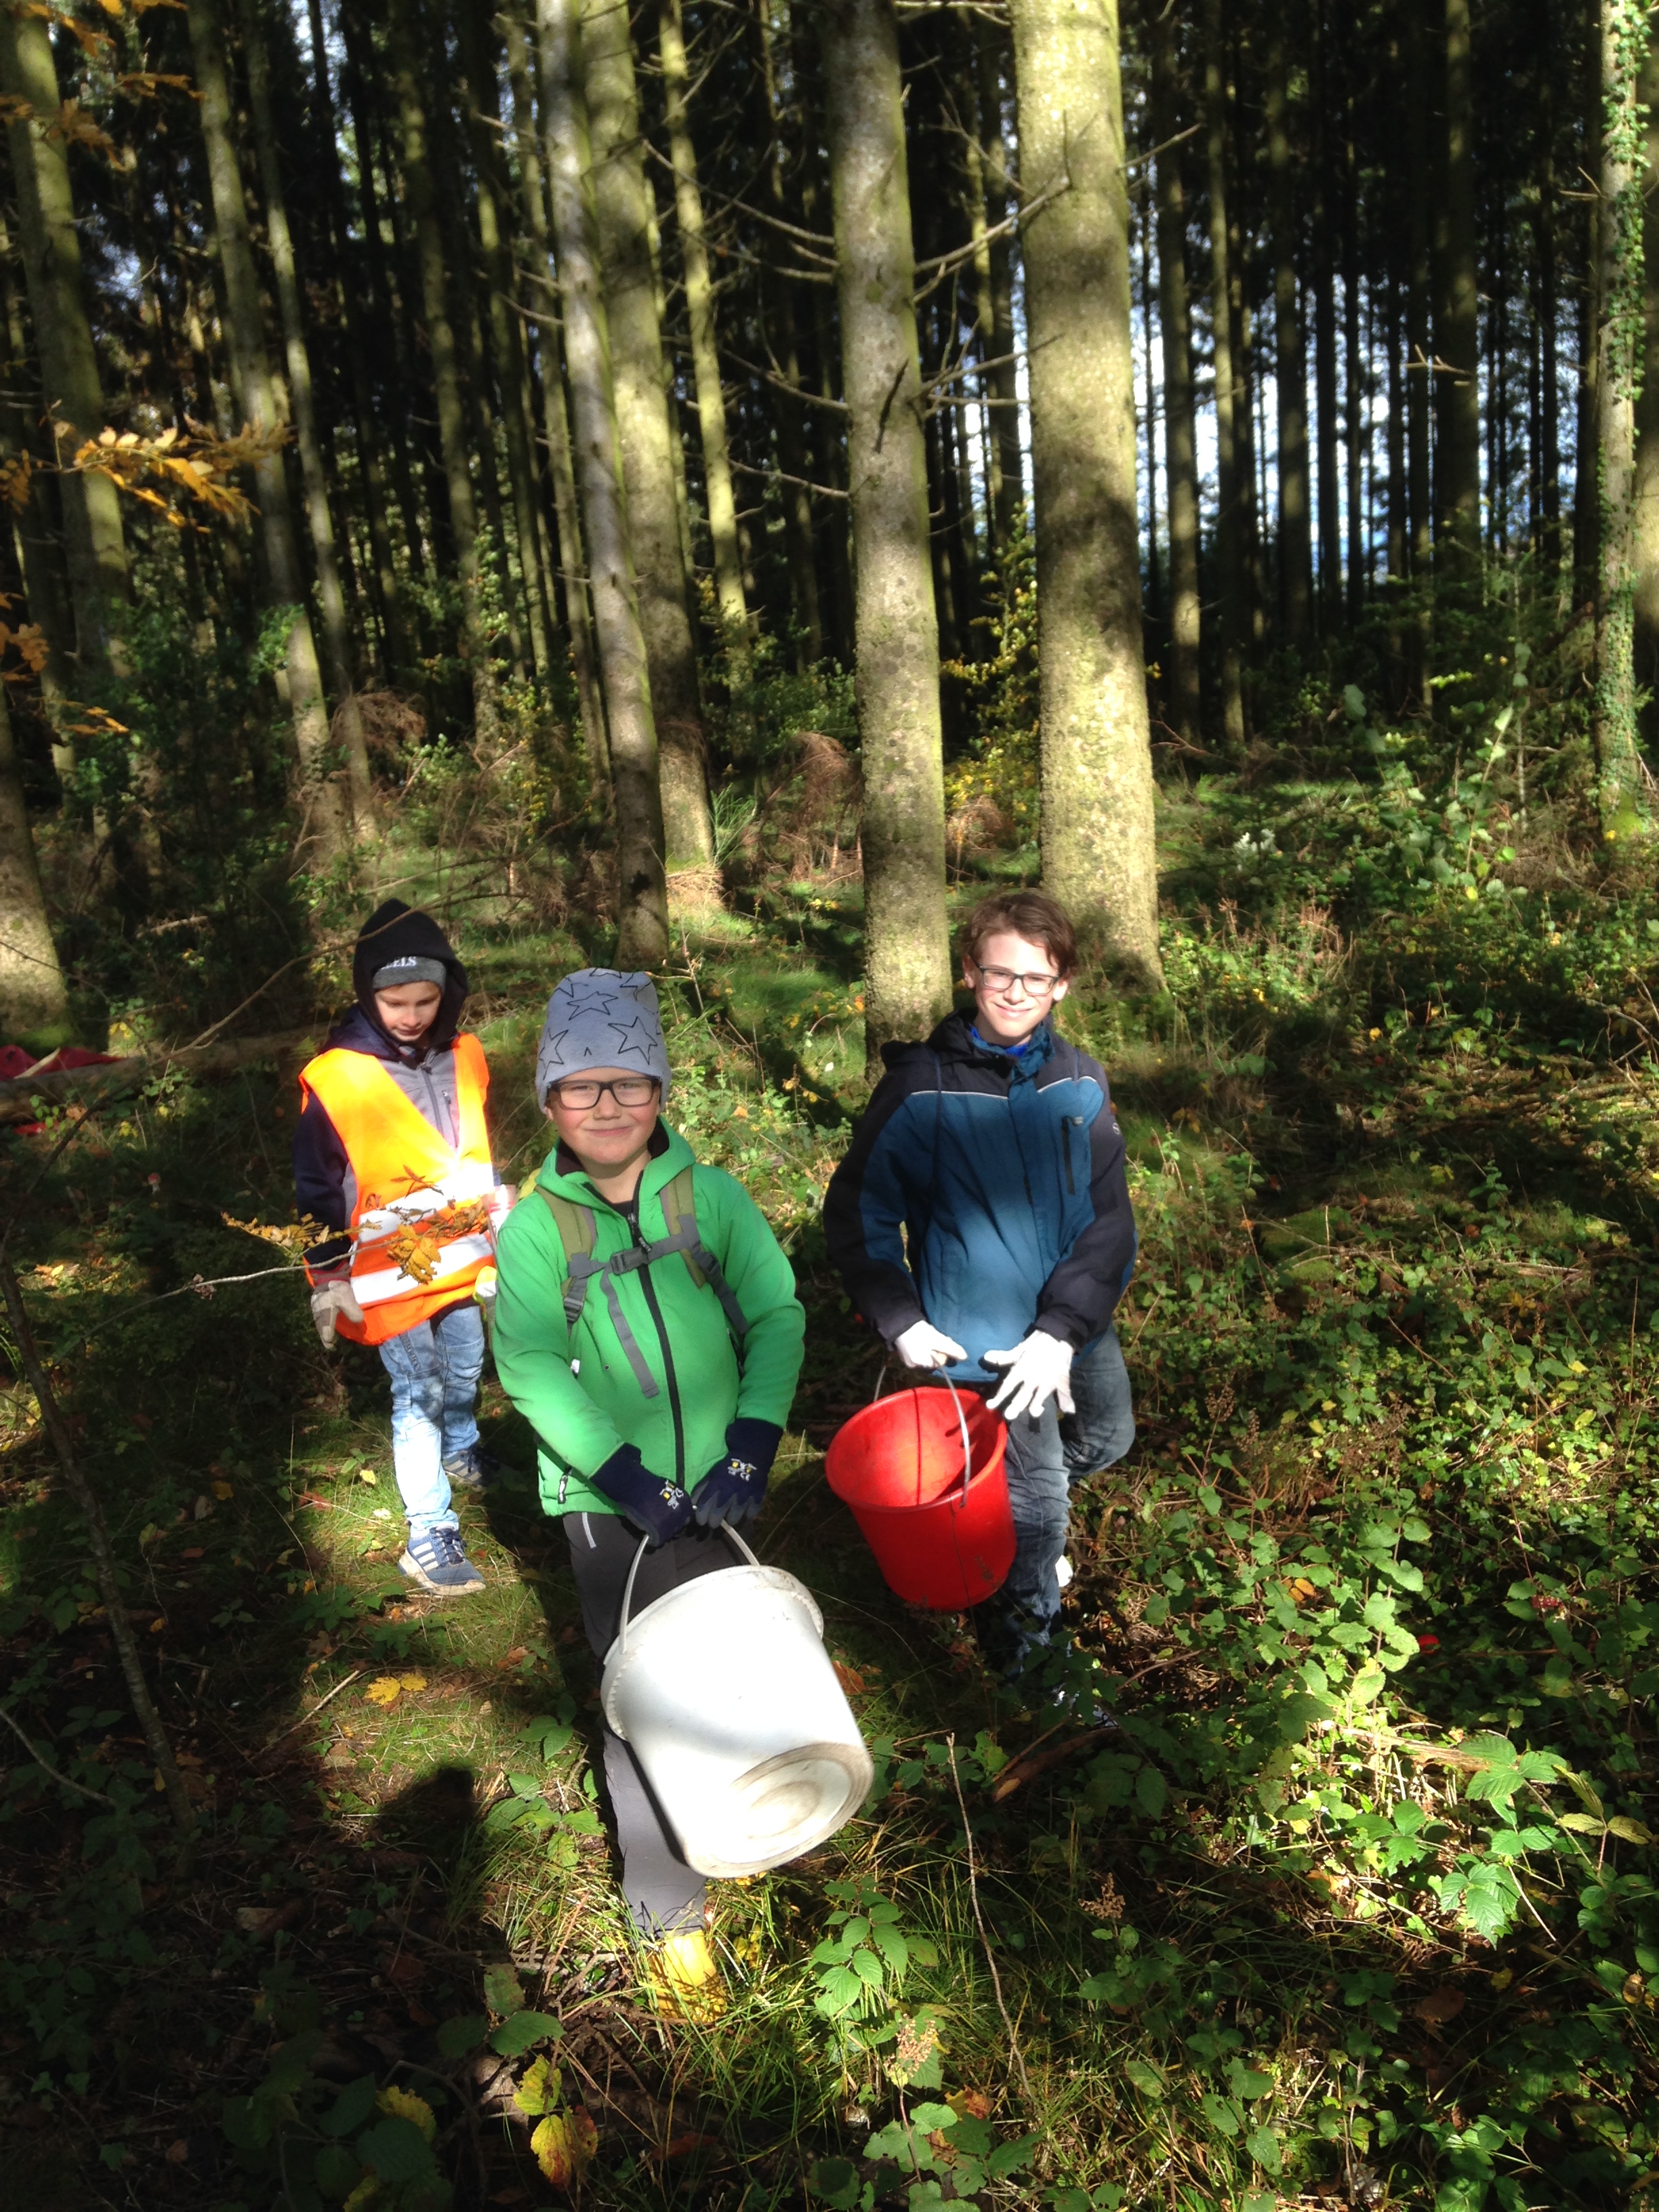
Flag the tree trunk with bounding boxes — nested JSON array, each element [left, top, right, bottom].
[[1312, 12, 1340, 632], [538, 0, 669, 963], [503, 1, 610, 786], [1265, 26, 1311, 647], [0, 6, 128, 693], [184, 0, 346, 851], [1631, 22, 1659, 751], [1343, 108, 1365, 622], [1595, 0, 1649, 833], [1152, 12, 1200, 748], [659, 0, 748, 668], [1436, 0, 1481, 562], [1405, 0, 1432, 703], [580, 0, 714, 881], [1010, 0, 1160, 985], [820, 0, 952, 1050], [1203, 0, 1244, 751], [241, 0, 372, 826], [975, 16, 1024, 548], [0, 680, 68, 1044], [386, 0, 500, 749], [1539, 94, 1563, 577]]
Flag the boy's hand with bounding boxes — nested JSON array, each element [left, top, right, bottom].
[[692, 1418, 783, 1530], [591, 1444, 694, 1549], [985, 1330, 1075, 1420], [895, 1319, 968, 1370]]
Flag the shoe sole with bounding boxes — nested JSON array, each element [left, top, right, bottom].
[[398, 1550, 486, 1597]]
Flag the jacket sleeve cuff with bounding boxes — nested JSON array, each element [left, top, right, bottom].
[[1033, 1305, 1092, 1351], [725, 1418, 783, 1475], [590, 1443, 649, 1501]]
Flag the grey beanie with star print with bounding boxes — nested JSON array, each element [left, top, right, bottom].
[[535, 968, 672, 1108]]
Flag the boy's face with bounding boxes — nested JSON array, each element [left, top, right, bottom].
[[964, 928, 1069, 1047], [544, 1066, 662, 1179], [374, 980, 443, 1045]]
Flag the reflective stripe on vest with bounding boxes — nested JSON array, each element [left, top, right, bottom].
[[299, 1033, 492, 1345]]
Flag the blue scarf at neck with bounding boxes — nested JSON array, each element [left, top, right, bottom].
[[969, 1019, 1054, 1079]]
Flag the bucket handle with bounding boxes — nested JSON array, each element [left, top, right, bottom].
[[871, 1359, 975, 1506], [617, 1519, 761, 1662]]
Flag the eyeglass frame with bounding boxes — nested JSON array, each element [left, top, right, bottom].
[[545, 1073, 663, 1110], [966, 956, 1063, 999]]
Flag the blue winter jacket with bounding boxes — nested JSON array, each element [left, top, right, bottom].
[[822, 1010, 1136, 1382]]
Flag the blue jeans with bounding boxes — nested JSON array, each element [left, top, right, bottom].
[[377, 1299, 486, 1539], [978, 1326, 1134, 1673]]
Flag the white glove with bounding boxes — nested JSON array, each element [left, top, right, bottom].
[[985, 1330, 1075, 1420], [894, 1319, 968, 1370], [310, 1279, 365, 1347]]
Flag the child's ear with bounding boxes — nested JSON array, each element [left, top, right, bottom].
[[1051, 977, 1070, 1003]]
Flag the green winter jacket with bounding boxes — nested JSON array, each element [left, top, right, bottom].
[[492, 1124, 806, 1519]]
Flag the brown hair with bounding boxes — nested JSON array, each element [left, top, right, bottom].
[[959, 890, 1078, 979]]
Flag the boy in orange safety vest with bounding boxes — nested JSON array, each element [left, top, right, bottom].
[[294, 901, 499, 1595]]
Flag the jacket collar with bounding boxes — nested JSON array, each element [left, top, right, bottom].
[[545, 1120, 685, 1208]]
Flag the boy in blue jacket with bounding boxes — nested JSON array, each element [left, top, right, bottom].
[[823, 890, 1136, 1692]]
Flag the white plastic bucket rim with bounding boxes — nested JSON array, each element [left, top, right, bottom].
[[600, 1528, 874, 1878]]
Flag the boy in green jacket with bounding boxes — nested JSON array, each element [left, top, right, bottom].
[[493, 969, 805, 1998]]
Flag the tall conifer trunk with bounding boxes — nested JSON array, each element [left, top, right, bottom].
[[1631, 23, 1659, 750], [1266, 27, 1311, 647], [1436, 0, 1481, 560], [1010, 0, 1160, 985], [1153, 12, 1200, 747], [1204, 0, 1244, 750], [581, 0, 715, 881], [820, 0, 951, 1048], [538, 0, 669, 964], [184, 0, 346, 851], [0, 7, 128, 695], [0, 682, 68, 1043], [387, 0, 500, 749], [975, 17, 1023, 548]]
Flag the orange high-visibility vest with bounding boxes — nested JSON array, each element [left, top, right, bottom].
[[298, 1033, 493, 1345]]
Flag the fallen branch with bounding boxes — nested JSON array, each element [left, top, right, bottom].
[[0, 1697, 114, 1805], [0, 1027, 316, 1126]]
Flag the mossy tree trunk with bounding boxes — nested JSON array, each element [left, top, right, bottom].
[[821, 0, 951, 1054], [185, 0, 347, 854], [0, 6, 128, 697], [1631, 21, 1659, 754], [1010, 0, 1161, 987], [581, 0, 715, 880], [538, 0, 669, 964], [0, 682, 69, 1045], [1153, 9, 1200, 749]]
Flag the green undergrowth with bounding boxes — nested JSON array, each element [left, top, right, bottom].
[[4, 815, 1659, 2208]]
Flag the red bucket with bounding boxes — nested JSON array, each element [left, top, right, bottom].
[[825, 1381, 1013, 1609]]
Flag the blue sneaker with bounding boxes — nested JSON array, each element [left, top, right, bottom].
[[399, 1528, 486, 1595], [442, 1443, 508, 1491]]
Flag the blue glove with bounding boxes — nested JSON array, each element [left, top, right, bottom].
[[590, 1444, 694, 1550], [693, 1419, 782, 1530]]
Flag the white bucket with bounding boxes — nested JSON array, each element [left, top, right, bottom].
[[600, 1529, 874, 1879]]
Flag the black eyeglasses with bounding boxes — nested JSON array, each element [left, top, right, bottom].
[[968, 958, 1061, 998], [548, 1076, 661, 1109]]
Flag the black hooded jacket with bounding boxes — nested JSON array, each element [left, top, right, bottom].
[[293, 902, 482, 1270]]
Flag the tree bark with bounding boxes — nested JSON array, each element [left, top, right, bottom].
[[659, 0, 748, 669], [538, 0, 669, 964], [1435, 0, 1481, 562], [1010, 0, 1160, 985], [1312, 12, 1340, 632], [757, 0, 824, 667], [0, 679, 68, 1044], [975, 15, 1024, 549], [1152, 11, 1200, 748], [241, 0, 373, 826], [1203, 0, 1244, 751], [184, 0, 346, 852], [820, 0, 952, 1050], [1404, 0, 1432, 703], [581, 0, 714, 879], [0, 5, 128, 694], [1265, 26, 1311, 647], [386, 0, 500, 750], [1631, 21, 1659, 751], [1595, 0, 1649, 833], [503, 1, 611, 787]]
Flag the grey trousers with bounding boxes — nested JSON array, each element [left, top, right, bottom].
[[562, 1510, 734, 1937], [975, 1326, 1135, 1674]]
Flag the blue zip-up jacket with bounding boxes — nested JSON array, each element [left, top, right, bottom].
[[823, 1010, 1136, 1382]]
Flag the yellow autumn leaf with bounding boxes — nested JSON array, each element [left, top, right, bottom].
[[212, 1480, 234, 1500], [531, 2107, 597, 2188], [375, 2085, 435, 2142], [514, 2054, 557, 2117], [364, 1677, 404, 1706], [398, 1673, 427, 1694], [342, 2177, 381, 2212]]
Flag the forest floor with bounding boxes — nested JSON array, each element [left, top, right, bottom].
[[4, 778, 1659, 2212]]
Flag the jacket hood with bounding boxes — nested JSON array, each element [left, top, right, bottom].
[[349, 900, 469, 1063]]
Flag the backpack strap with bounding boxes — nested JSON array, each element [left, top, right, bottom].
[[659, 1165, 750, 1340], [536, 1187, 603, 1333]]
